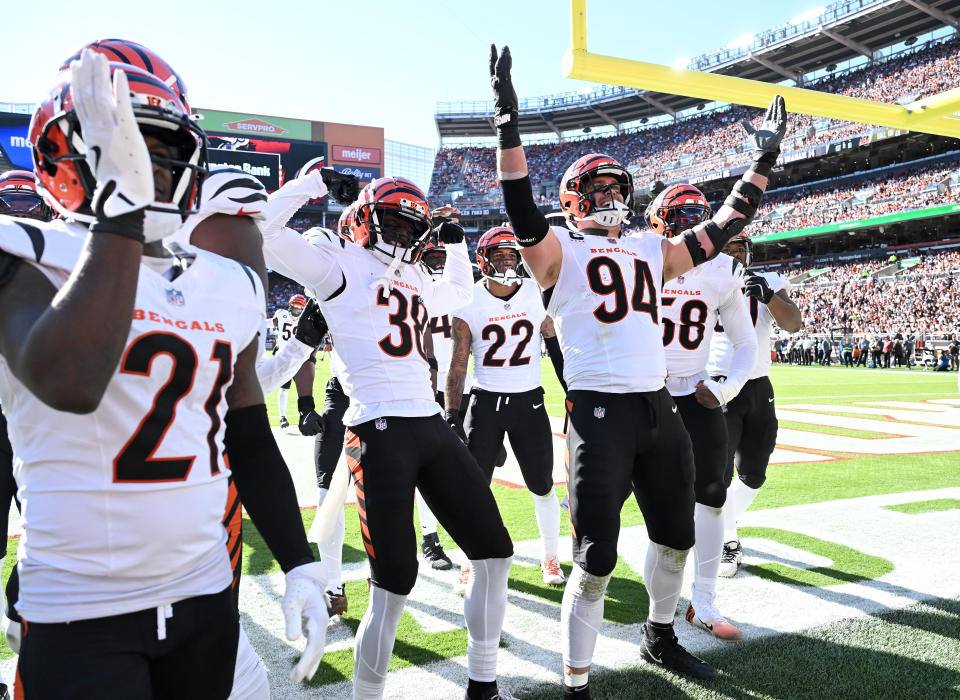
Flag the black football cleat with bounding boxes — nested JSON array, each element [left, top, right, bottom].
[[640, 623, 718, 680]]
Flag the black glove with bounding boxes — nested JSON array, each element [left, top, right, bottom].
[[444, 409, 467, 443], [298, 396, 325, 437], [293, 298, 328, 349], [741, 95, 787, 176], [319, 167, 360, 206], [744, 272, 774, 304], [489, 45, 521, 150], [436, 220, 464, 245]]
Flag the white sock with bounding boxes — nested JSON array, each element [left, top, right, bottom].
[[693, 503, 724, 601], [644, 542, 688, 624], [531, 488, 561, 561], [415, 490, 438, 537], [277, 388, 289, 418], [464, 556, 512, 682], [316, 488, 345, 590], [353, 585, 406, 700], [561, 565, 610, 676], [228, 625, 270, 700], [723, 479, 760, 543]]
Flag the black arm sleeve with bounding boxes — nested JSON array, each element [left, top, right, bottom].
[[224, 404, 314, 573], [501, 176, 549, 247], [543, 334, 568, 393], [0, 251, 23, 290]]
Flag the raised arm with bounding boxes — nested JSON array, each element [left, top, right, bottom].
[[491, 45, 562, 287], [0, 51, 154, 412], [429, 221, 474, 316], [662, 96, 788, 282]]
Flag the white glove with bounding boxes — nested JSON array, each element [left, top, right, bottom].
[[282, 561, 330, 682], [702, 377, 741, 408], [71, 49, 153, 219]]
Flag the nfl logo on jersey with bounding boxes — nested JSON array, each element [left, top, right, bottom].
[[375, 418, 388, 431], [594, 407, 605, 419], [165, 288, 185, 307]]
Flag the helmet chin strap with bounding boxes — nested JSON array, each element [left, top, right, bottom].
[[583, 199, 631, 229], [370, 250, 406, 293]]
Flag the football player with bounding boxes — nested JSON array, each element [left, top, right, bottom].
[[490, 45, 786, 695], [445, 226, 564, 590], [645, 185, 757, 641], [708, 233, 803, 577], [272, 293, 308, 428], [0, 51, 328, 698], [0, 168, 55, 699], [259, 171, 515, 700]]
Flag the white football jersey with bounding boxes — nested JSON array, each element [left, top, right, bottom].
[[0, 218, 263, 623], [292, 231, 446, 426], [546, 227, 666, 393], [708, 271, 790, 380], [429, 313, 455, 388], [662, 254, 746, 396], [272, 308, 296, 351], [455, 280, 545, 393]]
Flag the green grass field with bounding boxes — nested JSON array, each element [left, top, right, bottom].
[[5, 362, 955, 696], [253, 360, 960, 697]]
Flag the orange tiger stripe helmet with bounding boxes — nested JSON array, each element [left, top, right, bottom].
[[349, 177, 431, 264], [558, 153, 633, 231], [29, 61, 207, 229], [337, 201, 358, 241], [644, 183, 712, 238], [60, 39, 190, 111], [0, 170, 54, 221], [476, 226, 522, 285]]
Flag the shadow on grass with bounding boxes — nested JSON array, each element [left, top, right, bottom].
[[515, 597, 960, 700]]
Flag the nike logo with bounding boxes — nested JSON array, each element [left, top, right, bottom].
[[768, 398, 775, 403], [236, 207, 260, 217], [533, 403, 543, 409], [671, 405, 678, 413]]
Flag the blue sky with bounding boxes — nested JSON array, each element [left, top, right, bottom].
[[5, 0, 821, 147]]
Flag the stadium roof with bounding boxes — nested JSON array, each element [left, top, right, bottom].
[[435, 0, 960, 140]]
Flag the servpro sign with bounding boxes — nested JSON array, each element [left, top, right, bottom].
[[196, 109, 312, 141]]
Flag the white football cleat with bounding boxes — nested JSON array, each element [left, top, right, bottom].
[[541, 557, 566, 586]]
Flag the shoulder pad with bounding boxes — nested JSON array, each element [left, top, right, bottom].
[[198, 168, 268, 221]]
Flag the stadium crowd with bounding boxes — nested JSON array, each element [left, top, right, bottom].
[[430, 34, 960, 213], [786, 249, 960, 336]]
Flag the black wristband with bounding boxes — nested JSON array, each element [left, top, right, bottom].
[[89, 209, 146, 243], [297, 395, 316, 414], [497, 122, 522, 150], [224, 404, 314, 572], [501, 176, 549, 246], [747, 149, 779, 178], [427, 356, 439, 371]]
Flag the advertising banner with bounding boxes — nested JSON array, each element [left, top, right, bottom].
[[332, 145, 382, 164], [332, 164, 380, 182], [198, 109, 312, 141], [0, 124, 32, 170], [206, 149, 281, 191]]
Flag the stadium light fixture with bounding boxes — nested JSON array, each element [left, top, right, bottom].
[[562, 0, 960, 138]]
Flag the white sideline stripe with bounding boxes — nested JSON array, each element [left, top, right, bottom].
[[780, 392, 959, 400]]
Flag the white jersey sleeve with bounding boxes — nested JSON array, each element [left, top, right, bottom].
[[547, 228, 666, 392], [262, 226, 346, 302], [662, 255, 745, 396], [166, 168, 268, 249], [708, 271, 789, 380], [0, 243, 263, 623], [256, 336, 313, 395], [426, 242, 473, 317], [462, 280, 545, 393]]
